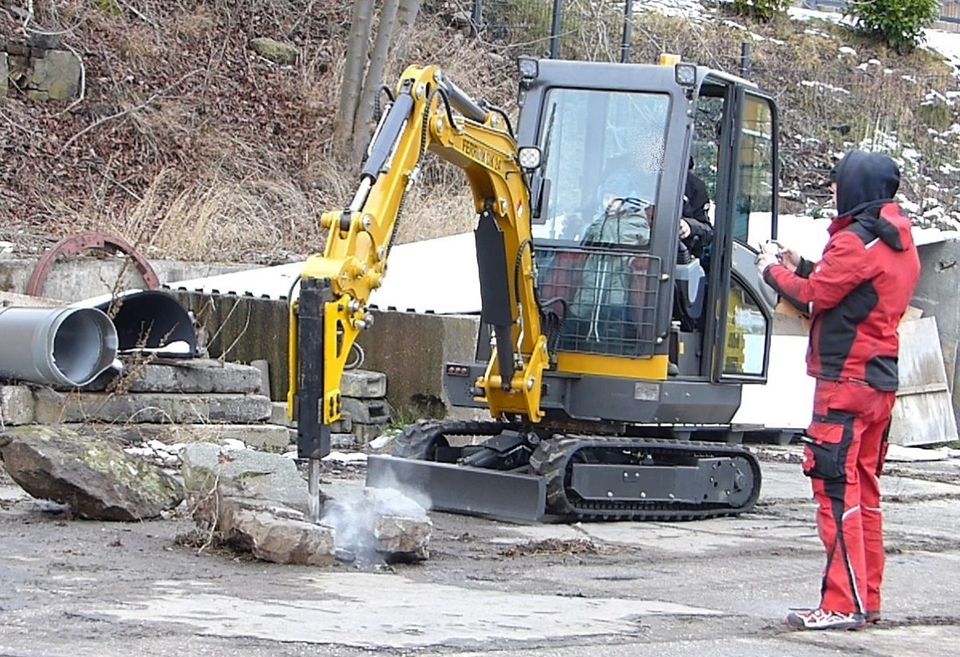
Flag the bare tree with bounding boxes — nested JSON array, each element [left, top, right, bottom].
[[334, 0, 376, 154], [352, 0, 401, 163], [391, 0, 422, 74]]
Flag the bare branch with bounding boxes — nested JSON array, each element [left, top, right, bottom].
[[22, 0, 34, 34], [116, 0, 159, 30], [56, 69, 203, 158]]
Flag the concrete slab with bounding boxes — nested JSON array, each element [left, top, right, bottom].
[[886, 444, 951, 462], [32, 389, 272, 424], [110, 423, 292, 452], [99, 574, 720, 649], [491, 513, 821, 556], [104, 360, 264, 395], [883, 499, 960, 547], [341, 369, 387, 398], [340, 397, 390, 424], [579, 517, 821, 555]]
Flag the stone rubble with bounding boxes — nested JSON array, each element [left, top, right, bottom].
[[0, 354, 431, 564], [181, 443, 430, 565]]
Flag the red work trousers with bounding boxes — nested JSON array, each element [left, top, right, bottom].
[[802, 379, 896, 616]]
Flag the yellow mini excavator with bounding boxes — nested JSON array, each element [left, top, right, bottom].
[[289, 56, 781, 522]]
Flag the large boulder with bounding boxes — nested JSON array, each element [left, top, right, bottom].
[[181, 443, 310, 517], [0, 426, 183, 520]]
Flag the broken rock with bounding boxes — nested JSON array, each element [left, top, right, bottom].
[[180, 443, 311, 524], [180, 443, 336, 565], [0, 425, 184, 520], [1, 385, 34, 426], [220, 498, 335, 566], [322, 486, 432, 562]]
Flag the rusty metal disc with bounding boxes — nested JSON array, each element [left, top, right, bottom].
[[26, 231, 160, 297]]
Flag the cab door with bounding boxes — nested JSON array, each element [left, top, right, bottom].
[[708, 86, 779, 383]]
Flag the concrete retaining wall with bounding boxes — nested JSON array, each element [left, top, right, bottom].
[[170, 291, 480, 415], [0, 256, 246, 303]]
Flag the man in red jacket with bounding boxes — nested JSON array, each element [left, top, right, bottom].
[[757, 151, 921, 631]]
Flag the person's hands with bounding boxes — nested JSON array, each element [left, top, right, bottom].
[[780, 248, 801, 273], [756, 252, 778, 276], [679, 218, 691, 239]]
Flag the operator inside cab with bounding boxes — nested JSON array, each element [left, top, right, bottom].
[[681, 156, 713, 259], [579, 170, 653, 248]]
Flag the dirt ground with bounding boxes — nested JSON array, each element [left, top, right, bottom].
[[2, 448, 960, 657]]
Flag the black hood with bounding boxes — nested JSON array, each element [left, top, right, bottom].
[[834, 150, 900, 218], [833, 150, 905, 250]]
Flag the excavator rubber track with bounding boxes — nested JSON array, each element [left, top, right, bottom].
[[529, 435, 762, 521], [374, 421, 762, 523]]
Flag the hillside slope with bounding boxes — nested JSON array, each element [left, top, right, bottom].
[[1, 1, 958, 264]]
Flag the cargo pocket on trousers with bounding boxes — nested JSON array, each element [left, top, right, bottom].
[[802, 411, 854, 481]]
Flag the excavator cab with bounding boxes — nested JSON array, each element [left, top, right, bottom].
[[293, 57, 780, 522], [528, 58, 776, 382], [456, 58, 779, 426]]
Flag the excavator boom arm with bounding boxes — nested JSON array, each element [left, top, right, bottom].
[[290, 65, 548, 461]]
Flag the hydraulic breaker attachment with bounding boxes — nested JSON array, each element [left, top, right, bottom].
[[293, 277, 333, 521]]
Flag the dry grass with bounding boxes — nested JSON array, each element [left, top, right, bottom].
[[2, 1, 958, 263]]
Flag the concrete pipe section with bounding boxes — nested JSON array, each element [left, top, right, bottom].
[[0, 306, 119, 387]]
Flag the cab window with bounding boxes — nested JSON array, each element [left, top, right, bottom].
[[532, 89, 670, 248]]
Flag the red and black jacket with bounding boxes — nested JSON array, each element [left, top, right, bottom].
[[763, 152, 921, 391]]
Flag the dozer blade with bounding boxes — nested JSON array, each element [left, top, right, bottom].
[[366, 455, 547, 522]]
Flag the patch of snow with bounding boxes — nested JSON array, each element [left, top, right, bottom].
[[789, 6, 847, 24], [799, 80, 850, 95], [922, 90, 952, 106], [900, 199, 922, 215], [838, 46, 857, 56], [637, 0, 711, 21], [925, 29, 960, 72]]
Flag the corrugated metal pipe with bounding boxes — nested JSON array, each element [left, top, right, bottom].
[[0, 306, 118, 387]]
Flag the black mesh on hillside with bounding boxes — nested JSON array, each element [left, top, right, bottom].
[[475, 0, 557, 57]]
